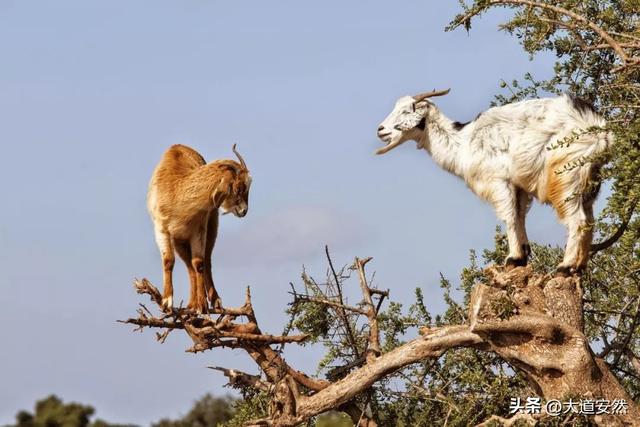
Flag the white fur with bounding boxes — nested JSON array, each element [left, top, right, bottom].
[[377, 94, 611, 272]]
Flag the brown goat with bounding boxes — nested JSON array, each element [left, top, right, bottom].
[[147, 144, 251, 313]]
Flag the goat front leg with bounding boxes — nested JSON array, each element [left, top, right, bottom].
[[175, 240, 197, 309], [154, 227, 175, 312], [204, 212, 222, 309], [487, 181, 528, 267], [189, 233, 209, 314]]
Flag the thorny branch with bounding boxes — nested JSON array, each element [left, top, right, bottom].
[[325, 245, 361, 359]]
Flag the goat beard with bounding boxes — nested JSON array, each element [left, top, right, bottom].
[[375, 138, 408, 155]]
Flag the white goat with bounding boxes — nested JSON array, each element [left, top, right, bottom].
[[376, 89, 611, 275]]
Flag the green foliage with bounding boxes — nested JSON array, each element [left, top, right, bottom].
[[8, 394, 237, 427], [315, 412, 353, 427], [151, 394, 235, 427], [6, 395, 136, 427], [224, 392, 269, 427], [490, 293, 518, 320], [289, 270, 332, 343], [280, 245, 534, 426]]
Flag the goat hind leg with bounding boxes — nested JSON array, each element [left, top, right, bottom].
[[189, 234, 208, 314], [557, 205, 590, 276], [576, 202, 595, 271], [557, 165, 599, 275], [175, 240, 197, 310]]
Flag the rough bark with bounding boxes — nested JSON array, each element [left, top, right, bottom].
[[470, 266, 639, 426]]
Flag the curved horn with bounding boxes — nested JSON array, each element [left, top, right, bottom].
[[232, 144, 247, 170], [413, 88, 451, 102]]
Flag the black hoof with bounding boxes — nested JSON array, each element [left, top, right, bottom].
[[522, 243, 531, 258], [505, 257, 527, 269], [555, 266, 585, 277]]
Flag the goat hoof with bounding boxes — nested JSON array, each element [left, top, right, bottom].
[[196, 300, 209, 315], [187, 301, 205, 314], [211, 298, 223, 310], [161, 296, 173, 312], [505, 257, 527, 269], [555, 266, 572, 277], [574, 266, 586, 276]]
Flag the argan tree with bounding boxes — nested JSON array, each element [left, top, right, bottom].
[[122, 2, 639, 425]]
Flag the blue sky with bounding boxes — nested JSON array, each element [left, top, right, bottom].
[[0, 1, 580, 424]]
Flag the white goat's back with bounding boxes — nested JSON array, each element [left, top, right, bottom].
[[466, 95, 609, 208]]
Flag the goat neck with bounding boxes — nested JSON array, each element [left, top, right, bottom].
[[419, 105, 465, 177], [175, 161, 235, 211]]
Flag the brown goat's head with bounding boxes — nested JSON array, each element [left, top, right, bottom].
[[213, 145, 252, 218]]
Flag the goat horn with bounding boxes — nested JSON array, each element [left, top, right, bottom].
[[232, 144, 247, 170], [413, 88, 451, 102]]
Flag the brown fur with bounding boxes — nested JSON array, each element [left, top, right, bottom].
[[147, 144, 251, 313], [543, 148, 601, 270], [545, 156, 571, 220]]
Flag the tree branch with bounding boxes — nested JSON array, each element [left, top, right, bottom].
[[352, 256, 381, 361], [451, 0, 639, 72], [122, 263, 640, 426]]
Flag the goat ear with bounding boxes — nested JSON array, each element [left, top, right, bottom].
[[212, 188, 226, 207], [414, 100, 430, 115], [212, 178, 230, 207], [397, 112, 426, 131]]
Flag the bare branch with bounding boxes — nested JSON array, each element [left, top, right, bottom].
[[289, 293, 368, 316], [208, 366, 271, 392], [326, 246, 361, 359], [352, 256, 381, 361]]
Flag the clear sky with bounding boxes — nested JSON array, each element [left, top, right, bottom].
[[0, 1, 580, 425]]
